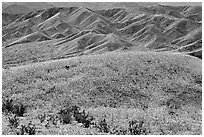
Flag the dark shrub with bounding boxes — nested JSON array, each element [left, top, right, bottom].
[[2, 98, 27, 116], [12, 103, 27, 117], [58, 105, 94, 127], [37, 113, 46, 123], [8, 114, 19, 129], [128, 119, 150, 135], [2, 99, 13, 113], [74, 110, 94, 128], [7, 115, 36, 135], [97, 118, 109, 133], [17, 121, 36, 135], [110, 125, 128, 135], [45, 114, 60, 127], [57, 105, 76, 124]]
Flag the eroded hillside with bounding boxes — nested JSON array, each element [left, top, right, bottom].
[[2, 3, 202, 68]]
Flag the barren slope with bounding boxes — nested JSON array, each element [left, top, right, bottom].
[[2, 3, 202, 68]]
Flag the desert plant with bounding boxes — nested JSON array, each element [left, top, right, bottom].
[[2, 98, 27, 116], [38, 113, 46, 123], [45, 114, 60, 127], [128, 119, 150, 135], [109, 125, 128, 135], [26, 121, 36, 135], [2, 99, 14, 114], [57, 109, 73, 124], [74, 110, 94, 128], [8, 114, 19, 129], [18, 125, 26, 135], [12, 103, 27, 117], [97, 117, 109, 133], [57, 105, 94, 127], [17, 121, 36, 135]]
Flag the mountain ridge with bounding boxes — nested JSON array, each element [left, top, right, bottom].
[[2, 3, 202, 68]]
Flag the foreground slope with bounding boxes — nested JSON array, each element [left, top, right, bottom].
[[2, 51, 202, 135]]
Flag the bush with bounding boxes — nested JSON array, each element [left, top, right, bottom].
[[7, 114, 36, 135], [45, 114, 60, 127], [37, 113, 46, 123], [8, 114, 19, 129], [57, 105, 94, 128], [128, 119, 150, 135], [2, 99, 14, 113], [96, 117, 150, 135], [12, 103, 27, 117], [57, 106, 75, 124], [2, 98, 27, 116], [109, 124, 129, 135], [97, 117, 109, 133], [17, 121, 36, 135], [74, 110, 94, 128]]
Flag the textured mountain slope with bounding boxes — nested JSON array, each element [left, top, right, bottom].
[[2, 3, 202, 68]]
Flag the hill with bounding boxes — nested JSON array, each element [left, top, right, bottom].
[[3, 50, 202, 108], [2, 51, 202, 134]]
